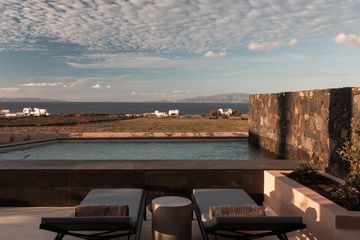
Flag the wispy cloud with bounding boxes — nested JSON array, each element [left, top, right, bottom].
[[0, 1, 358, 53], [65, 53, 222, 70], [203, 51, 227, 58], [173, 89, 183, 94], [335, 33, 360, 47], [0, 87, 19, 92], [247, 39, 299, 51], [288, 39, 299, 46], [92, 83, 112, 89], [66, 54, 179, 69], [18, 82, 66, 87], [248, 41, 283, 51]]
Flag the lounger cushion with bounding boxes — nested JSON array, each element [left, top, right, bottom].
[[79, 188, 143, 225], [213, 216, 304, 231], [193, 189, 258, 222], [209, 205, 265, 219], [75, 204, 129, 217]]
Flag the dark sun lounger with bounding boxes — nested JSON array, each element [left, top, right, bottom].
[[40, 188, 145, 240], [192, 189, 306, 240]]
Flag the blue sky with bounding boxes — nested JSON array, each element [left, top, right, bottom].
[[0, 0, 360, 101]]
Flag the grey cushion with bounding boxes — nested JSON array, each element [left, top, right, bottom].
[[79, 188, 143, 225], [75, 204, 129, 217], [193, 189, 258, 222]]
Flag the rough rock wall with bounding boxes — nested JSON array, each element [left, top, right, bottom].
[[249, 87, 360, 177]]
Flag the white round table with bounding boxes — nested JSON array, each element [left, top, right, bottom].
[[152, 196, 192, 240]]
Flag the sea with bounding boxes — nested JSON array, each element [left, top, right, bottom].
[[0, 102, 249, 115]]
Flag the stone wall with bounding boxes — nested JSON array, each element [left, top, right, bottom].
[[249, 87, 360, 177]]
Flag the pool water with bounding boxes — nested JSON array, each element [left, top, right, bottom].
[[0, 139, 277, 160]]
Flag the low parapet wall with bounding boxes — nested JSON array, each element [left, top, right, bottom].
[[249, 87, 360, 177], [0, 160, 300, 207]]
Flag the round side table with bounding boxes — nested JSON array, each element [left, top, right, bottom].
[[152, 196, 192, 240]]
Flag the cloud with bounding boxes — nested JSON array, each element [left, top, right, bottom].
[[18, 82, 66, 87], [334, 33, 360, 47], [136, 92, 167, 97], [248, 39, 299, 51], [0, 1, 358, 53], [203, 51, 227, 58], [66, 77, 97, 88], [66, 54, 174, 69], [0, 87, 19, 92], [173, 90, 183, 93], [288, 38, 299, 46], [247, 41, 283, 51], [65, 53, 216, 70], [92, 83, 111, 89]]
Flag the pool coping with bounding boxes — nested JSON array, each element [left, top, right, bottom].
[[0, 136, 248, 149], [0, 159, 301, 170]]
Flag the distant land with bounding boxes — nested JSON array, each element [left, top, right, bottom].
[[176, 93, 249, 103], [0, 97, 65, 102], [0, 93, 250, 103]]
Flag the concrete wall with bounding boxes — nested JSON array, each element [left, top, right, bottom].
[[264, 171, 360, 240], [0, 168, 263, 206], [0, 160, 301, 207], [249, 87, 360, 177]]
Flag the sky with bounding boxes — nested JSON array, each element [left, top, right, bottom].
[[0, 0, 360, 102]]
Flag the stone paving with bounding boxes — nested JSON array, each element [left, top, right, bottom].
[[0, 207, 294, 240]]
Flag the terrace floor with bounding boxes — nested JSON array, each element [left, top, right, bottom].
[[0, 207, 301, 240]]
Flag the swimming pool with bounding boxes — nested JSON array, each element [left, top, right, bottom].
[[0, 138, 277, 160]]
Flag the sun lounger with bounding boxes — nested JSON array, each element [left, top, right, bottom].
[[192, 189, 306, 240], [40, 188, 145, 240]]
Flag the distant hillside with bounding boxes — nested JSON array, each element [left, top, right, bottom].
[[0, 97, 64, 102], [176, 93, 249, 103]]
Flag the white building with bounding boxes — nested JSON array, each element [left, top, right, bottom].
[[23, 107, 32, 115], [218, 108, 233, 117], [33, 108, 49, 116], [223, 108, 233, 117], [168, 109, 179, 116], [154, 110, 167, 117], [0, 109, 10, 115], [22, 107, 49, 116]]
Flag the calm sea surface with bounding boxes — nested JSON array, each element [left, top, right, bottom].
[[0, 139, 276, 160], [0, 102, 248, 115]]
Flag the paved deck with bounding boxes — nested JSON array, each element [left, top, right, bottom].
[[0, 207, 300, 240]]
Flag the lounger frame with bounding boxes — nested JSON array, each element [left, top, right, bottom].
[[192, 194, 306, 240], [40, 190, 146, 240]]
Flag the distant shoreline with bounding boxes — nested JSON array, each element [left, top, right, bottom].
[[0, 102, 249, 115], [0, 100, 248, 103]]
